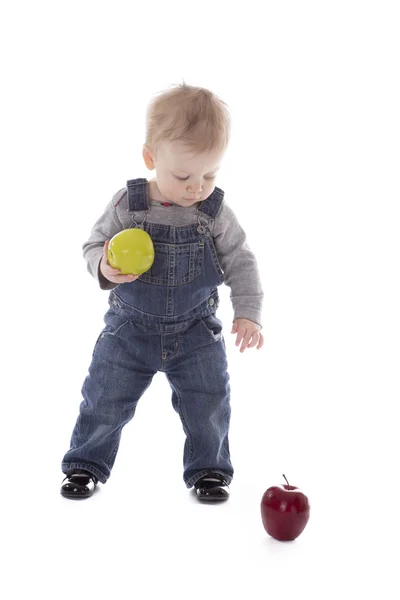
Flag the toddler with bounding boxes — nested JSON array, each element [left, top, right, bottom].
[[60, 84, 264, 501]]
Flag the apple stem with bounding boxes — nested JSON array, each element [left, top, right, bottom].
[[282, 474, 290, 488]]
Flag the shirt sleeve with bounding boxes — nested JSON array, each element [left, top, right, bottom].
[[82, 189, 126, 290], [212, 202, 264, 327]]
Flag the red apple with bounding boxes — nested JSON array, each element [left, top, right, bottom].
[[261, 475, 310, 541]]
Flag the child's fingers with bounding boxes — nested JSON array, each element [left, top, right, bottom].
[[103, 240, 109, 259], [247, 335, 258, 349], [240, 332, 252, 353], [103, 240, 120, 274], [103, 241, 112, 267], [102, 260, 120, 276], [235, 331, 244, 347], [106, 265, 121, 276], [120, 274, 139, 283], [111, 273, 139, 283], [104, 240, 119, 268]]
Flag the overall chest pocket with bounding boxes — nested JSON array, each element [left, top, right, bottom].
[[140, 240, 205, 286]]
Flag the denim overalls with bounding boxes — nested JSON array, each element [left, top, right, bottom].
[[62, 179, 234, 488]]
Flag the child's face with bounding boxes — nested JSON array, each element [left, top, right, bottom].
[[144, 141, 225, 207]]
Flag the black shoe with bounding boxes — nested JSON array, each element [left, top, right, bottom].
[[60, 469, 98, 499], [194, 474, 230, 501]]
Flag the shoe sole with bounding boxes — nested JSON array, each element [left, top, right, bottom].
[[196, 495, 229, 502], [60, 491, 94, 499]]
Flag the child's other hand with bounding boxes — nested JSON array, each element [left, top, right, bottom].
[[100, 240, 139, 284], [231, 318, 264, 353]]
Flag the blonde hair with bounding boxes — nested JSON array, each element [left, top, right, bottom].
[[145, 83, 231, 155]]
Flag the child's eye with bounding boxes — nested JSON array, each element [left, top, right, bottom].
[[175, 175, 216, 181]]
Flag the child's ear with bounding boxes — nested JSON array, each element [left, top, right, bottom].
[[142, 145, 155, 170]]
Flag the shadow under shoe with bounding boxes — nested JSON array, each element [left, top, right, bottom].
[[194, 475, 230, 502], [60, 469, 98, 499]]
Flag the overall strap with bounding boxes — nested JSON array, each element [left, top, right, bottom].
[[126, 178, 150, 212], [126, 178, 150, 228], [196, 186, 224, 233], [198, 186, 224, 219]]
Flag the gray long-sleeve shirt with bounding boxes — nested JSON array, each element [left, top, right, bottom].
[[83, 185, 264, 326]]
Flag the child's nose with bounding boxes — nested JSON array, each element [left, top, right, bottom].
[[187, 181, 202, 193]]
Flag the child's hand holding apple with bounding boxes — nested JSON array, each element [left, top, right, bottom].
[[100, 240, 139, 284]]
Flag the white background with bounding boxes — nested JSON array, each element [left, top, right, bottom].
[[1, 1, 399, 598]]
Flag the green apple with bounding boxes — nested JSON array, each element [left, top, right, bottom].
[[108, 228, 155, 275]]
